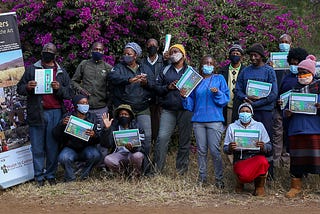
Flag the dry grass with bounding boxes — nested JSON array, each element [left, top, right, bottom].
[[1, 147, 320, 208]]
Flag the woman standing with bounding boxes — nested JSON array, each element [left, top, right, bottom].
[[181, 56, 230, 188], [284, 55, 320, 198]]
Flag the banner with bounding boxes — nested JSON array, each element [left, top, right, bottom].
[[0, 12, 33, 189]]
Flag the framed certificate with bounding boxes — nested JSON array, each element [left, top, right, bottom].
[[234, 129, 260, 151], [35, 69, 53, 94], [64, 115, 94, 141], [113, 129, 141, 147], [270, 52, 289, 70], [176, 66, 203, 97], [289, 93, 318, 115], [246, 79, 272, 98]]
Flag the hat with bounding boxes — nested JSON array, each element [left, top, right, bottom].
[[114, 104, 135, 119], [72, 94, 87, 107], [298, 55, 317, 76], [169, 44, 186, 57], [125, 42, 142, 57], [42, 42, 57, 54], [228, 44, 244, 55], [238, 102, 254, 115], [247, 43, 265, 58]]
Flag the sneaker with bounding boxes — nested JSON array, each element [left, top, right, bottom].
[[215, 180, 225, 189], [48, 178, 57, 186], [37, 180, 45, 187]]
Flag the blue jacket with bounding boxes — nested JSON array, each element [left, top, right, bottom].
[[182, 74, 230, 122], [235, 64, 278, 111]]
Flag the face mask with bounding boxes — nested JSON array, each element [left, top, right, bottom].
[[202, 65, 214, 75], [279, 43, 290, 52], [239, 112, 252, 124], [298, 73, 313, 85], [119, 116, 130, 126], [289, 65, 298, 74], [42, 52, 55, 63], [77, 104, 89, 114], [92, 51, 103, 61], [170, 52, 183, 63], [147, 46, 158, 56], [123, 55, 134, 64], [229, 55, 241, 64]]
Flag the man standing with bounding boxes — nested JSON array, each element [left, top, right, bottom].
[[71, 42, 113, 128], [17, 42, 72, 186], [218, 43, 245, 125]]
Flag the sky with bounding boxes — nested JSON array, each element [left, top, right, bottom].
[[0, 49, 23, 65]]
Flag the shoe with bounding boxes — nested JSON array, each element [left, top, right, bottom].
[[215, 180, 225, 189], [37, 180, 45, 187], [285, 178, 302, 198], [48, 178, 57, 186], [253, 174, 267, 196]]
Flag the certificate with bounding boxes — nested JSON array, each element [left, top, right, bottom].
[[176, 66, 203, 97], [246, 79, 272, 98], [35, 69, 53, 94], [289, 93, 318, 115], [234, 129, 260, 151], [279, 90, 292, 110], [270, 52, 289, 70], [64, 115, 94, 141], [163, 34, 171, 54], [113, 129, 141, 147]]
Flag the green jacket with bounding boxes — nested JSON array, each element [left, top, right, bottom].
[[71, 59, 112, 109]]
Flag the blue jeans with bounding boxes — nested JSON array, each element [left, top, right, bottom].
[[58, 146, 101, 181], [29, 109, 61, 181], [154, 109, 193, 173], [193, 122, 224, 181]]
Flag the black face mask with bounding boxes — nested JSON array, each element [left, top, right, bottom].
[[229, 55, 241, 64], [122, 55, 134, 65], [42, 52, 55, 63], [147, 46, 158, 56], [119, 116, 130, 126]]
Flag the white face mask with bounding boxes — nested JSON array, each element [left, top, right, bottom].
[[170, 52, 183, 63], [298, 73, 313, 85]]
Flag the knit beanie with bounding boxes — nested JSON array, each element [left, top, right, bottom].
[[169, 44, 186, 57], [238, 102, 254, 115], [297, 55, 317, 76], [72, 94, 87, 107], [125, 42, 142, 57], [228, 44, 244, 55], [247, 43, 265, 58]]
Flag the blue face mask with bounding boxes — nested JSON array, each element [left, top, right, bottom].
[[290, 65, 298, 74], [77, 104, 89, 114], [202, 65, 214, 75], [279, 43, 290, 52], [92, 52, 103, 61], [239, 112, 252, 123]]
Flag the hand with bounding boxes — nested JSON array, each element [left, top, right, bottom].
[[267, 61, 273, 67], [51, 81, 60, 90], [256, 141, 264, 151], [80, 88, 91, 96], [139, 74, 148, 86], [62, 116, 70, 125], [85, 129, 95, 138], [163, 51, 170, 61], [180, 88, 187, 98], [210, 87, 218, 93], [277, 99, 283, 106], [228, 142, 237, 152], [167, 80, 178, 90], [26, 80, 37, 91], [125, 142, 133, 151], [244, 97, 253, 104], [129, 76, 141, 84], [102, 113, 113, 129], [315, 103, 320, 109], [284, 109, 293, 117], [247, 95, 260, 101]]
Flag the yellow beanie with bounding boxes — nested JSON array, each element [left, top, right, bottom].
[[169, 44, 186, 57]]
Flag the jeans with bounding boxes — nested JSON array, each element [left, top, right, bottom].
[[193, 122, 224, 181], [154, 109, 193, 173], [58, 146, 101, 181], [29, 109, 61, 182]]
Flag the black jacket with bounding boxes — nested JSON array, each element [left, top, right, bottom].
[[17, 60, 73, 126]]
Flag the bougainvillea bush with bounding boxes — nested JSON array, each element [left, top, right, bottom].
[[2, 0, 310, 73]]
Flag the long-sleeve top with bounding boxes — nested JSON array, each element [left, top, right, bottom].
[[182, 74, 230, 122], [223, 119, 272, 163], [235, 64, 278, 111]]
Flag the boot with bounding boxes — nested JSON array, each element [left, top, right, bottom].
[[253, 174, 267, 196], [285, 178, 302, 198], [235, 178, 244, 193]]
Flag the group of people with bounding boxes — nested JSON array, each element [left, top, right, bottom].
[[16, 35, 319, 199]]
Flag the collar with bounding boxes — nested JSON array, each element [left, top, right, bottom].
[[147, 54, 159, 65]]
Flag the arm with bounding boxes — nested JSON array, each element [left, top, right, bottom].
[[181, 91, 195, 112], [234, 70, 247, 102], [210, 76, 230, 107], [54, 68, 73, 100], [17, 67, 34, 96], [71, 61, 90, 95], [107, 64, 132, 86], [223, 125, 235, 155], [154, 69, 170, 96]]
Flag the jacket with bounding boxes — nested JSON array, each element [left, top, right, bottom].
[[107, 62, 155, 113], [182, 74, 229, 122], [17, 60, 72, 126], [53, 111, 101, 152], [71, 59, 113, 109]]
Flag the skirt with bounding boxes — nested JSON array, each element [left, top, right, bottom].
[[289, 134, 320, 175]]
